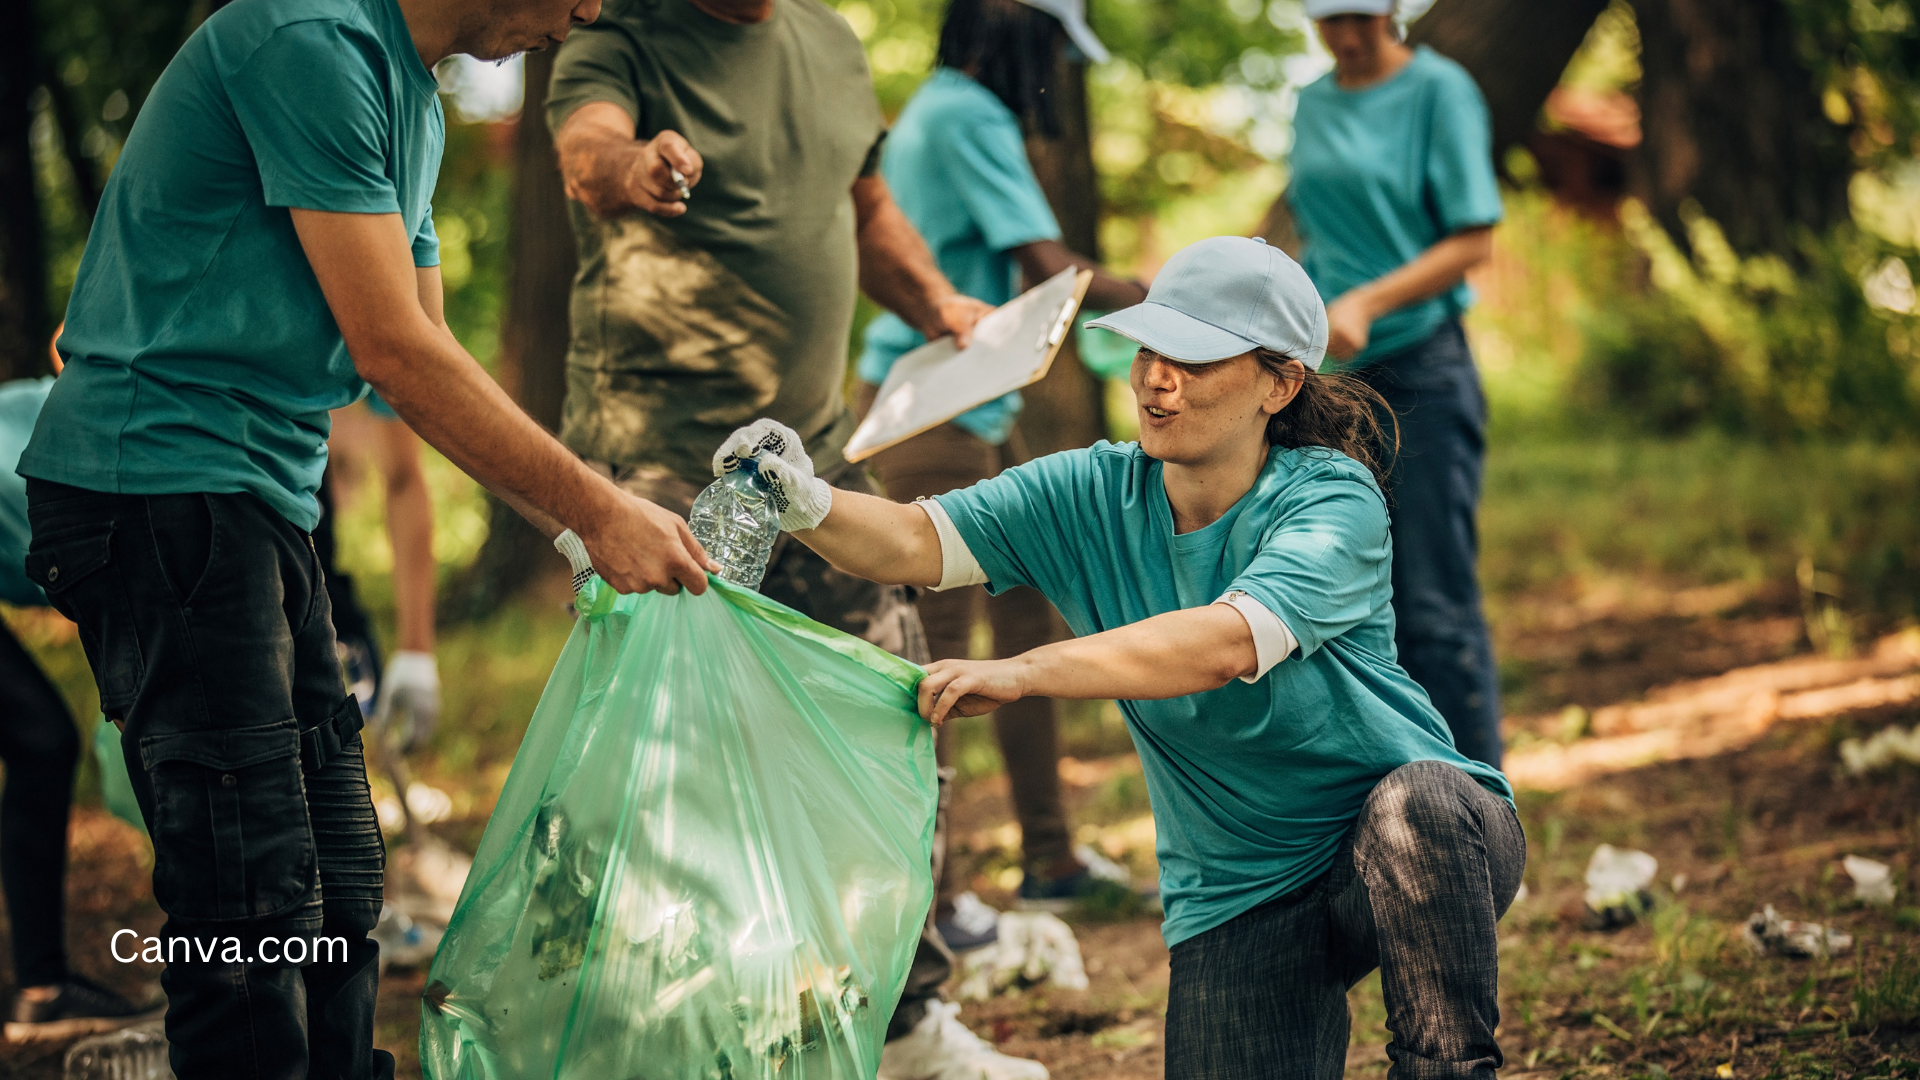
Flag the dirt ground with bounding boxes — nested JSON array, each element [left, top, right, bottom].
[[3, 583, 1917, 1079]]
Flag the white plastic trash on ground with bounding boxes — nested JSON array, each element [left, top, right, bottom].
[[1842, 855, 1897, 906], [956, 912, 1089, 1000], [1583, 845, 1659, 929], [1742, 905, 1853, 959]]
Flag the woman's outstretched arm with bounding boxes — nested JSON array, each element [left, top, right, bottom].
[[915, 606, 1258, 724], [790, 488, 945, 589]]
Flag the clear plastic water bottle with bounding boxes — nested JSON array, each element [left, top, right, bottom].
[[688, 459, 780, 590], [64, 1021, 173, 1080]]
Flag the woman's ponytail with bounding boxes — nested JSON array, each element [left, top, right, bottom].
[[1253, 349, 1400, 491]]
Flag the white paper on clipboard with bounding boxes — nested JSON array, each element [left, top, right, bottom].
[[845, 267, 1093, 463]]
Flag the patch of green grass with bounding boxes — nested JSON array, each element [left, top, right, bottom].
[[1856, 945, 1920, 1032], [1479, 433, 1920, 619]]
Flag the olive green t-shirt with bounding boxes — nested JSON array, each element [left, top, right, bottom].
[[546, 0, 886, 485]]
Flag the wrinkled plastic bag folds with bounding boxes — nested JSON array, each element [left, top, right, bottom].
[[421, 576, 937, 1080]]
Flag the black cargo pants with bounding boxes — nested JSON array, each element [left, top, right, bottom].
[[25, 479, 392, 1080]]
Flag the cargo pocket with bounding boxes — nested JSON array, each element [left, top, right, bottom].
[[24, 522, 144, 709], [140, 720, 317, 923]]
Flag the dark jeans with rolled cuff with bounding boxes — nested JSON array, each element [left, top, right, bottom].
[[1357, 321, 1505, 768], [0, 620, 81, 988], [25, 479, 393, 1080], [1164, 761, 1525, 1080]]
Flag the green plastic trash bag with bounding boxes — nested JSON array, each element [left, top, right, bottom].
[[420, 575, 937, 1080], [93, 717, 146, 836]]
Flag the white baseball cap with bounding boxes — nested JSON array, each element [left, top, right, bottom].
[[1087, 236, 1329, 370], [1011, 0, 1110, 64], [1302, 0, 1394, 16]]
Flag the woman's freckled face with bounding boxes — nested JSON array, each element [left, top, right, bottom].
[[1129, 349, 1270, 465]]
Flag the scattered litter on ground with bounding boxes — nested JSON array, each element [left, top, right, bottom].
[[950, 892, 1000, 939], [372, 904, 445, 974], [1584, 844, 1658, 929], [1741, 905, 1853, 959], [1841, 855, 1897, 906], [1838, 723, 1920, 777], [386, 832, 472, 926], [957, 912, 1089, 1000]]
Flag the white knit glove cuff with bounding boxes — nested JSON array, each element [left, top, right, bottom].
[[554, 529, 594, 594]]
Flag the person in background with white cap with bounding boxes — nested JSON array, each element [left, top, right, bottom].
[[1263, 0, 1508, 770], [717, 235, 1525, 1078], [854, 0, 1150, 927]]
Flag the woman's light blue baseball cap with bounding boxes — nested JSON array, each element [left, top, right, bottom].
[[1303, 0, 1394, 16], [1086, 236, 1330, 370]]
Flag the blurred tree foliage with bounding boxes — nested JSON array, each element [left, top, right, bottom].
[[1786, 0, 1920, 176]]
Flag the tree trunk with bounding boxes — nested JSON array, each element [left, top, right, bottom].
[[1017, 52, 1107, 457], [1408, 0, 1612, 169], [442, 49, 579, 622], [1, 1, 48, 381], [1626, 0, 1851, 257]]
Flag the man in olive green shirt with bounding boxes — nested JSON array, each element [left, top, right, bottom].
[[547, 2, 1058, 1076]]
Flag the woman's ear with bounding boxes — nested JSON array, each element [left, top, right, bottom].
[[1262, 359, 1307, 416]]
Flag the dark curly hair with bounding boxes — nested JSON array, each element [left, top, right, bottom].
[[935, 0, 1065, 138], [1251, 348, 1399, 490]]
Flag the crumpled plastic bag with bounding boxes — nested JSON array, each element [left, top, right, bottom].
[[1742, 905, 1853, 959], [1842, 855, 1897, 907], [956, 912, 1088, 1000], [1583, 844, 1658, 930], [419, 576, 938, 1080]]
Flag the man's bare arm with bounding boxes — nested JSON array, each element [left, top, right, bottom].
[[293, 209, 715, 595], [554, 102, 703, 219], [852, 175, 992, 348]]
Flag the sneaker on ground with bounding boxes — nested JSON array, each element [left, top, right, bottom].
[[936, 891, 1001, 953], [6, 974, 163, 1043], [878, 1000, 1048, 1080], [1015, 846, 1155, 914]]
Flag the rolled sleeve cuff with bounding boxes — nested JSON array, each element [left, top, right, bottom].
[[1215, 590, 1298, 683], [917, 498, 988, 592]]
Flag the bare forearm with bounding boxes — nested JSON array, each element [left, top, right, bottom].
[[557, 126, 646, 219], [791, 488, 943, 588], [1342, 227, 1492, 320], [855, 180, 957, 338], [1015, 606, 1254, 700], [379, 427, 435, 653], [1010, 240, 1146, 310]]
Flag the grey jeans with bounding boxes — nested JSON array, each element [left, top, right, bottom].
[[1163, 761, 1525, 1080]]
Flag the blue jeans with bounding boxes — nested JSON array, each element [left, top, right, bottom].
[[1357, 321, 1504, 768], [1163, 762, 1525, 1079]]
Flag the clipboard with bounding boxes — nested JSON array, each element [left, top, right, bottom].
[[845, 268, 1094, 463]]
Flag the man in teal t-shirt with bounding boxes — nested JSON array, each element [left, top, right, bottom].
[[15, 0, 721, 1072]]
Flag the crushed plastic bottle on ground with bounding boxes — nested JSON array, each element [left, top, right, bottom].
[[689, 461, 782, 590], [1742, 905, 1853, 959], [63, 1021, 172, 1080], [956, 912, 1088, 1000]]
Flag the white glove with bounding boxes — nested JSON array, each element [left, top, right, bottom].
[[714, 421, 833, 532], [712, 418, 813, 478], [373, 651, 441, 753]]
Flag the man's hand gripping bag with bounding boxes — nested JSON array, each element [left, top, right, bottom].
[[420, 576, 937, 1080]]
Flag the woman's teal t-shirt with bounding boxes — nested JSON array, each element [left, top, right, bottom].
[[856, 68, 1063, 445], [933, 441, 1512, 945], [1287, 46, 1502, 366]]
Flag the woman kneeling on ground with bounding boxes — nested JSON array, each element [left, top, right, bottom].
[[719, 235, 1523, 1079]]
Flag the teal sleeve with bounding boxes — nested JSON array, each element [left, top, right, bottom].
[[931, 450, 1092, 598], [1226, 478, 1391, 659], [1425, 72, 1503, 234], [227, 22, 403, 214], [939, 117, 1063, 254], [412, 212, 440, 268]]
